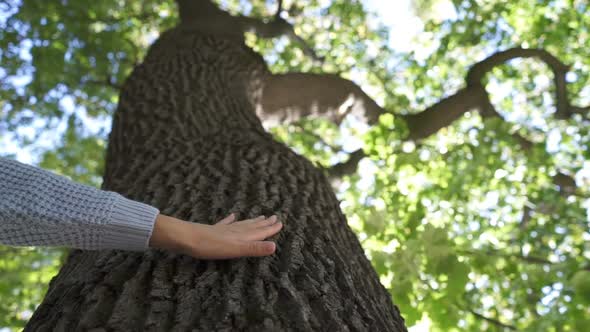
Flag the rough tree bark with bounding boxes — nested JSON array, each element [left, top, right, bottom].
[[25, 1, 406, 331]]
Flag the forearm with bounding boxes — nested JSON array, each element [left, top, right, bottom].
[[148, 214, 187, 252], [0, 157, 159, 251]]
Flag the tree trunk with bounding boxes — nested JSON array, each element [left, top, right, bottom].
[[26, 25, 406, 331]]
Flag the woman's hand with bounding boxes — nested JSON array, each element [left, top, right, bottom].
[[148, 213, 283, 259]]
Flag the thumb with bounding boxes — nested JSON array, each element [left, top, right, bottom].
[[216, 213, 236, 225]]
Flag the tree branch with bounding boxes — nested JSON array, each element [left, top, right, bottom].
[[275, 0, 283, 19], [326, 149, 366, 180], [466, 47, 574, 119], [520, 205, 533, 229], [176, 0, 323, 62], [570, 105, 590, 120], [404, 47, 587, 141], [394, 48, 583, 196], [466, 308, 517, 330], [238, 15, 323, 62], [466, 48, 569, 84], [450, 300, 517, 330], [82, 76, 121, 90], [258, 73, 385, 126], [458, 248, 554, 265], [401, 86, 489, 140], [553, 171, 577, 196]]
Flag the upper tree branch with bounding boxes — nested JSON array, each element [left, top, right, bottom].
[[238, 16, 323, 62], [275, 0, 283, 19], [403, 47, 588, 141], [326, 149, 366, 179], [466, 47, 584, 119], [176, 0, 322, 62], [394, 47, 585, 195], [570, 105, 590, 120], [457, 247, 554, 265], [328, 47, 585, 189], [450, 301, 517, 330], [466, 307, 517, 330], [81, 75, 121, 90]]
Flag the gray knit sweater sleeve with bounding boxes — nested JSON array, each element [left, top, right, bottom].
[[0, 157, 159, 251]]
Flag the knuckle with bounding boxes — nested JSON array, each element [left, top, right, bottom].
[[249, 242, 261, 255]]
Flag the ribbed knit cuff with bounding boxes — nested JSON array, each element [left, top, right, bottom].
[[101, 193, 160, 251]]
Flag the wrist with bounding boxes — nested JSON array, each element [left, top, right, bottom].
[[149, 214, 189, 252]]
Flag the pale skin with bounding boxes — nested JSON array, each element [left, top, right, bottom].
[[148, 213, 283, 259]]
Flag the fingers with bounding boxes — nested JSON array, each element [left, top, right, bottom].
[[263, 221, 283, 238], [216, 213, 236, 225], [241, 241, 276, 257], [239, 215, 279, 229], [246, 220, 283, 240], [232, 216, 282, 257], [217, 214, 268, 226], [259, 215, 278, 227], [214, 213, 283, 258], [239, 215, 268, 225]]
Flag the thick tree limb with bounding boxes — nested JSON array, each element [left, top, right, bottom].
[[401, 86, 488, 140], [258, 73, 385, 126]]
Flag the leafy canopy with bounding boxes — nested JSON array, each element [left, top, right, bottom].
[[1, 0, 589, 330]]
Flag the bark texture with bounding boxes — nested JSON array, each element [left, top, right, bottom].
[[26, 25, 406, 331]]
